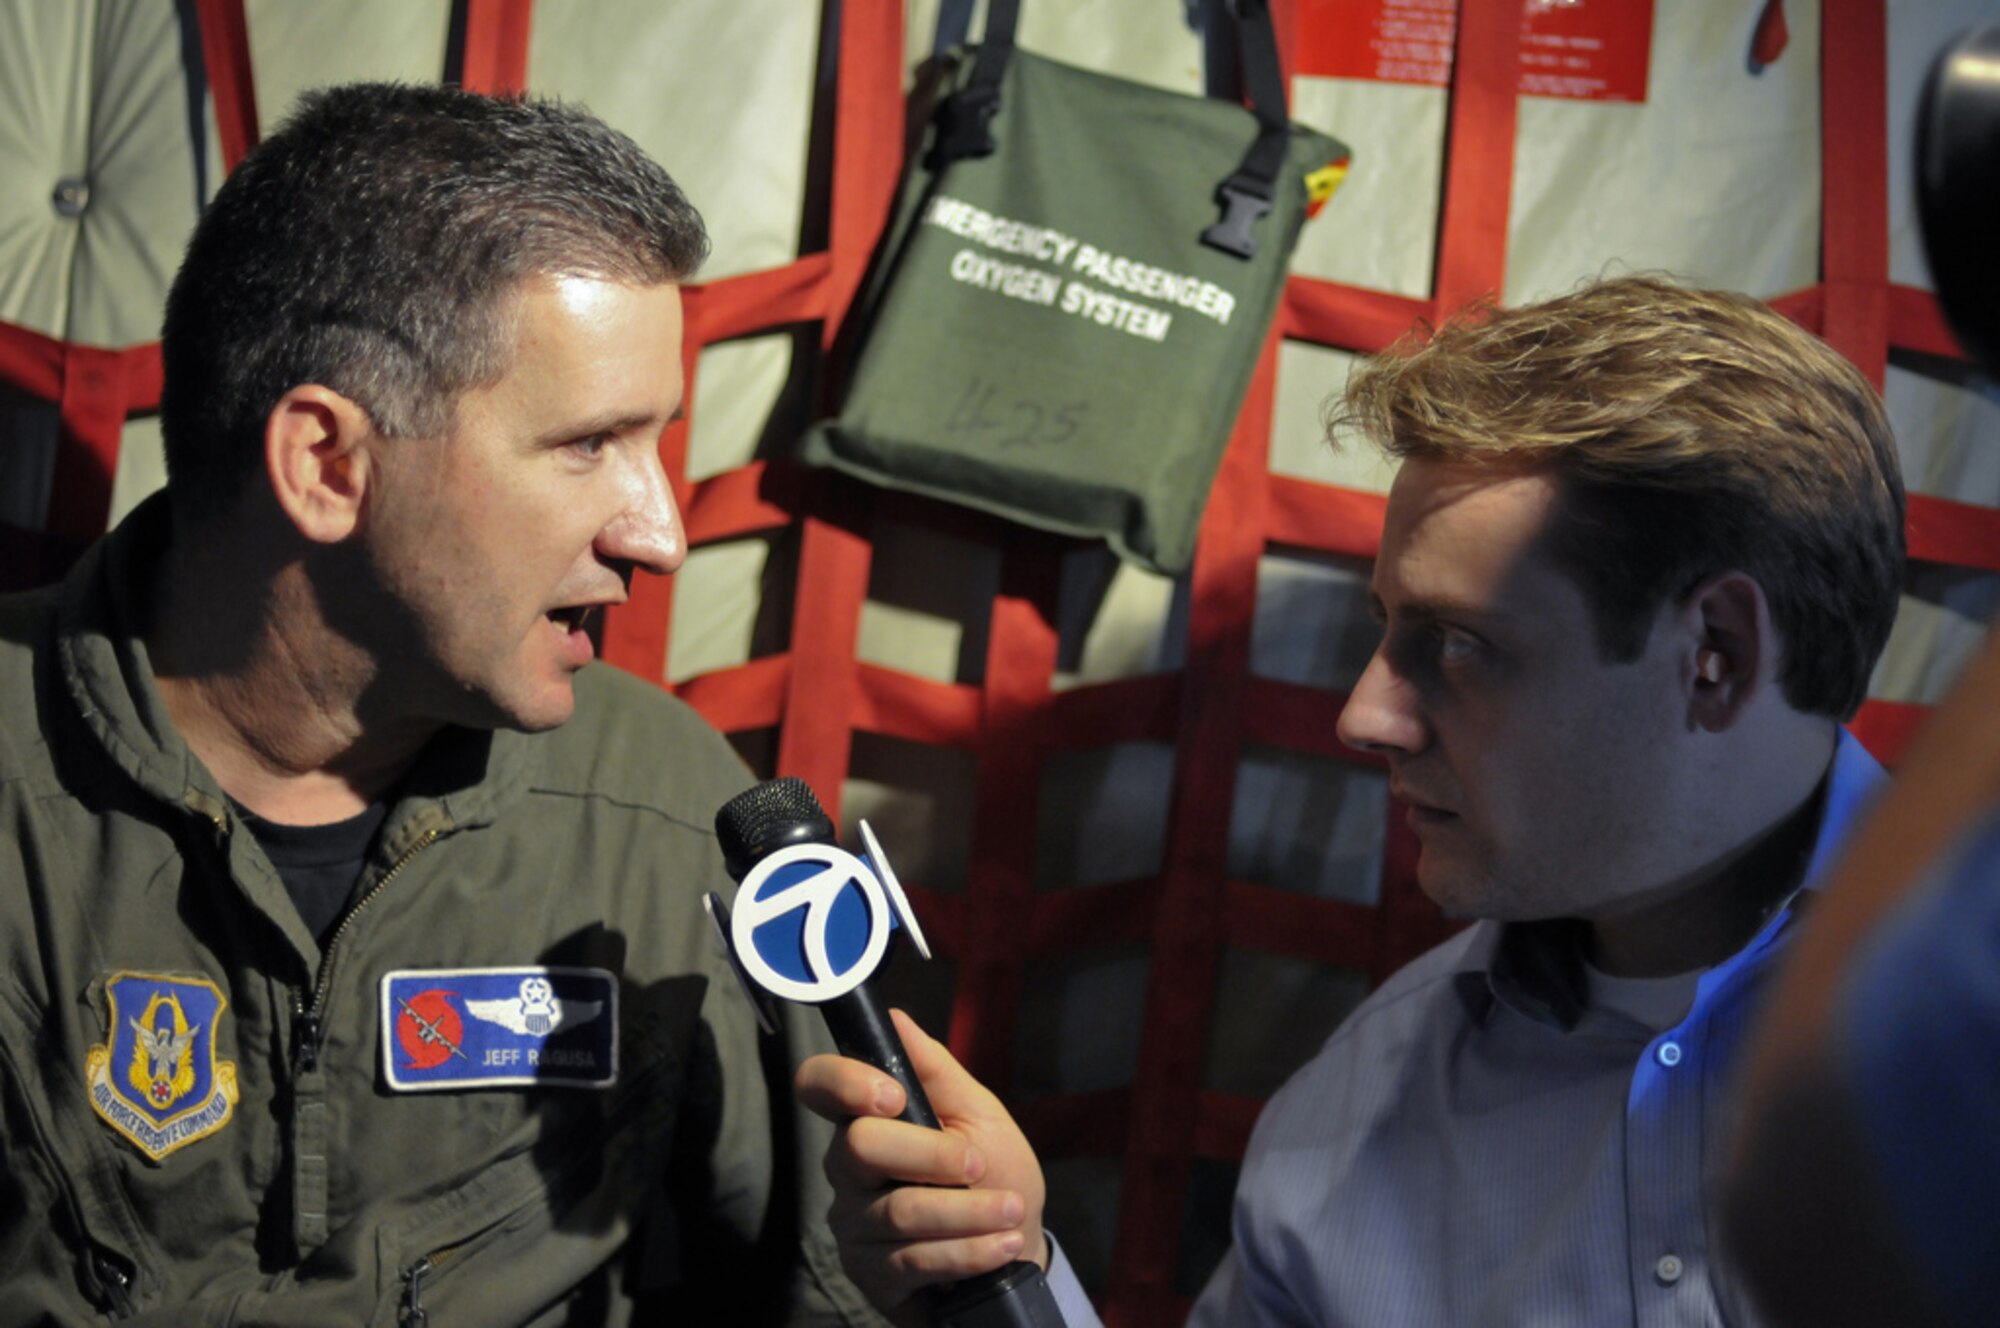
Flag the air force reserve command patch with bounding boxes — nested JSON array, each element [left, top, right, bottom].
[[86, 973, 240, 1162], [382, 967, 618, 1091]]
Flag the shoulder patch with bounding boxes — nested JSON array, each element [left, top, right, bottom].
[[86, 972, 240, 1162], [382, 967, 618, 1091]]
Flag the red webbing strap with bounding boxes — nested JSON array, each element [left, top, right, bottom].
[[853, 663, 980, 746], [778, 504, 873, 820], [1767, 283, 1825, 334], [0, 326, 159, 586], [48, 343, 163, 552], [1107, 328, 1282, 1320], [1025, 877, 1161, 954], [458, 0, 535, 97], [1850, 697, 1929, 768], [1046, 675, 1179, 749], [688, 253, 833, 344], [1888, 283, 1968, 361], [1908, 494, 2000, 575], [1818, 0, 1889, 389], [1432, 0, 1522, 317], [1223, 882, 1376, 969], [1282, 277, 1431, 354], [673, 655, 789, 735], [823, 0, 905, 342], [1244, 677, 1349, 762], [1016, 1087, 1136, 1160], [952, 540, 1062, 1088], [193, 0, 258, 171], [1265, 475, 1386, 560], [774, 0, 905, 818]]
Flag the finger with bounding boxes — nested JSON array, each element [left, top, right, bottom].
[[838, 1182, 1026, 1244], [796, 1053, 906, 1122], [845, 1231, 1029, 1306], [826, 1115, 987, 1191], [887, 1009, 1012, 1127]]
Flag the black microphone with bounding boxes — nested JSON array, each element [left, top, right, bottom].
[[711, 776, 939, 1126], [709, 777, 1067, 1328]]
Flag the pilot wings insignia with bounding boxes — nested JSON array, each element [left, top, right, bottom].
[[463, 975, 603, 1036]]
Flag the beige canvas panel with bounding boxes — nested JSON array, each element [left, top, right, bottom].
[[1505, 1, 1822, 303], [107, 411, 165, 527], [906, 0, 1205, 95], [857, 520, 1001, 685], [1889, 361, 2000, 506], [1229, 745, 1388, 906], [67, 0, 214, 348], [1050, 546, 1187, 690], [0, 0, 91, 338], [668, 535, 782, 686], [686, 334, 800, 482], [1290, 77, 1446, 298], [1269, 340, 1399, 493], [1250, 547, 1374, 693], [533, 0, 818, 283], [1874, 566, 2000, 706], [244, 0, 450, 131]]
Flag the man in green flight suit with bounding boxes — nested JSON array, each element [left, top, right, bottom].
[[0, 81, 884, 1326]]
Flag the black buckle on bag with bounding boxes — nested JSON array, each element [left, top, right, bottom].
[[1201, 181, 1273, 259], [933, 86, 1001, 163]]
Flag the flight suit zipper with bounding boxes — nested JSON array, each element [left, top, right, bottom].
[[399, 1250, 449, 1325], [290, 828, 442, 1075], [284, 825, 443, 1254]]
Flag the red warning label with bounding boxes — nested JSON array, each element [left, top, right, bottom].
[[1296, 0, 1655, 104]]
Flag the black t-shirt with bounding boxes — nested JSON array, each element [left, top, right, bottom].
[[233, 801, 390, 944]]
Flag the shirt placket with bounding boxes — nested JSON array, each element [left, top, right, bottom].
[[1624, 1008, 1726, 1327]]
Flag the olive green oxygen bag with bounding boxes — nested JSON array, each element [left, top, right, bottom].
[[802, 0, 1350, 575]]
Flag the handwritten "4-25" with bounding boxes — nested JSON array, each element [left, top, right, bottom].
[[943, 379, 1087, 448]]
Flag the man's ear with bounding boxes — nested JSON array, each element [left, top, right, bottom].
[[265, 385, 376, 543], [1680, 570, 1773, 733]]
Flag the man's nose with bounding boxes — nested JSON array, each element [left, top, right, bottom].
[[1336, 647, 1427, 756], [599, 444, 686, 578]]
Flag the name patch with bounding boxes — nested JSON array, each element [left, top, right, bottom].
[[381, 967, 617, 1091]]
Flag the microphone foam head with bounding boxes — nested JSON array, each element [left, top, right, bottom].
[[715, 777, 838, 880]]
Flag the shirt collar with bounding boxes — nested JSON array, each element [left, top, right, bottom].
[[1452, 729, 1889, 1031], [57, 492, 545, 833]]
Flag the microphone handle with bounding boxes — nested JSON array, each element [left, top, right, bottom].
[[819, 983, 941, 1129], [818, 988, 1068, 1327]]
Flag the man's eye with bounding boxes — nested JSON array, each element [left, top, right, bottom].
[[569, 434, 611, 458], [1434, 626, 1480, 665]]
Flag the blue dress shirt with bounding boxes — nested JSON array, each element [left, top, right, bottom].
[[1048, 730, 1885, 1327]]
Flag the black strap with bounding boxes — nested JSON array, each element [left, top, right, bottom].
[[929, 0, 1295, 258], [1201, 0, 1294, 258], [932, 0, 978, 57], [931, 0, 1019, 162]]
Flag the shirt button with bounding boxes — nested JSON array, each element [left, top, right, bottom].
[[1655, 1254, 1685, 1285], [1656, 1040, 1683, 1067]]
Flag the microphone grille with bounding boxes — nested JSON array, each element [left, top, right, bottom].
[[715, 777, 837, 878]]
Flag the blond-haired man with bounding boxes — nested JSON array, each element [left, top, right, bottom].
[[798, 277, 1906, 1326]]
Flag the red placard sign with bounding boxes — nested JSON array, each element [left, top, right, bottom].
[[1296, 0, 1656, 104]]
